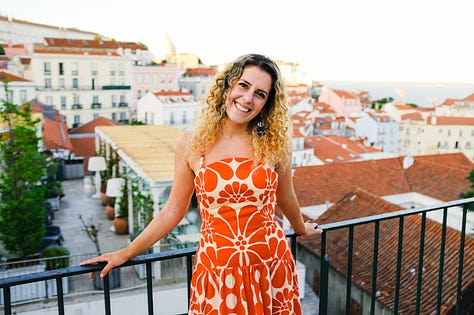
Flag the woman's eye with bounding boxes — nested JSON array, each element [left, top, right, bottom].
[[238, 82, 248, 89], [255, 92, 266, 100]]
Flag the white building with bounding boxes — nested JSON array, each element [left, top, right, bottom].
[[399, 116, 474, 161], [136, 91, 201, 130], [132, 63, 180, 118], [0, 15, 97, 44], [178, 68, 216, 102], [355, 112, 399, 154], [0, 70, 36, 105], [26, 47, 132, 128]]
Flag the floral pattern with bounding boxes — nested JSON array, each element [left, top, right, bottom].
[[189, 157, 302, 315]]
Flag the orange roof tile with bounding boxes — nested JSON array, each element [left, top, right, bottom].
[[293, 153, 472, 207], [427, 116, 474, 125], [299, 187, 474, 313], [0, 70, 31, 82]]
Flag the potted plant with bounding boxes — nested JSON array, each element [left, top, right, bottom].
[[104, 197, 115, 220], [79, 215, 121, 289], [40, 246, 70, 296], [114, 177, 129, 235]]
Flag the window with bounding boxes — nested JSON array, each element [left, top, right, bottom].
[[119, 111, 126, 121], [182, 111, 187, 124], [93, 113, 99, 119], [118, 64, 124, 76], [71, 63, 78, 75], [112, 95, 117, 107], [44, 62, 51, 75], [93, 95, 99, 104], [110, 78, 116, 86], [91, 63, 98, 76], [72, 78, 78, 89], [45, 96, 53, 106], [73, 95, 80, 105], [59, 62, 64, 75], [137, 90, 142, 99], [459, 130, 463, 137], [45, 78, 52, 89], [170, 112, 175, 124], [6, 90, 13, 103], [60, 96, 66, 109], [455, 141, 459, 149], [59, 78, 65, 89], [447, 129, 451, 137], [20, 90, 27, 104], [74, 115, 80, 125], [111, 112, 117, 120], [466, 141, 472, 150], [110, 64, 116, 76]]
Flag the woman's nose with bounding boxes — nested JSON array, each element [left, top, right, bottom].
[[241, 90, 253, 103]]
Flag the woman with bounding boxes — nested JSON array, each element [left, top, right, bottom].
[[81, 53, 320, 314]]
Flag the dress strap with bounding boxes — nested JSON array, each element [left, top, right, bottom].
[[199, 148, 205, 168]]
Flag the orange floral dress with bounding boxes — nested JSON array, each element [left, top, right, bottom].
[[188, 157, 302, 315]]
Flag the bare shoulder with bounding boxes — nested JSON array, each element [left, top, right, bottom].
[[176, 131, 199, 172]]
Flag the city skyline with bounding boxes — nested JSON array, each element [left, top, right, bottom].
[[2, 0, 474, 84]]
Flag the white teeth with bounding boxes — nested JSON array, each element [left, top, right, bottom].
[[235, 102, 250, 113]]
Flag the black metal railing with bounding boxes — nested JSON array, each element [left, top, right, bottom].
[[316, 197, 474, 315], [1, 197, 473, 315]]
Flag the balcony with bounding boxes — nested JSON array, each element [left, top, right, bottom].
[[1, 197, 473, 314], [71, 104, 82, 110], [91, 103, 102, 109], [102, 85, 131, 90]]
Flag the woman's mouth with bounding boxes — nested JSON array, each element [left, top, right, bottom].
[[234, 102, 250, 113]]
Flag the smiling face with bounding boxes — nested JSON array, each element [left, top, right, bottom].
[[224, 65, 272, 127]]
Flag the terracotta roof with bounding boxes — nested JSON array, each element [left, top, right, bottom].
[[441, 98, 457, 106], [0, 70, 31, 82], [69, 116, 120, 134], [34, 49, 120, 56], [333, 89, 356, 99], [153, 91, 192, 96], [427, 116, 474, 125], [401, 112, 423, 121], [44, 37, 146, 50], [293, 153, 473, 207], [299, 187, 474, 314], [464, 93, 474, 101], [69, 116, 122, 173], [184, 68, 216, 76], [28, 99, 73, 151]]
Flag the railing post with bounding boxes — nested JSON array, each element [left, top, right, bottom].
[[57, 277, 65, 315], [103, 273, 111, 315], [3, 286, 12, 315], [454, 205, 468, 315], [187, 254, 193, 308], [146, 261, 154, 315], [319, 231, 329, 315]]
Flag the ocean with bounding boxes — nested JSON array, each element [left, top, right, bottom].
[[322, 81, 474, 108]]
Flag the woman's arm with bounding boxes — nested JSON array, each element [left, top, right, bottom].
[[80, 132, 196, 278], [276, 159, 320, 236]]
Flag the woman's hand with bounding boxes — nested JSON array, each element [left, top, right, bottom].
[[80, 250, 129, 279], [299, 221, 322, 238]]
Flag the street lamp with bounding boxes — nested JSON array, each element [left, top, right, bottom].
[[88, 156, 106, 199]]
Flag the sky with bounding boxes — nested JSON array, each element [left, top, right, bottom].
[[2, 0, 474, 84]]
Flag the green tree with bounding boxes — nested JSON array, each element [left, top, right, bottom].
[[459, 169, 474, 212], [0, 44, 5, 55], [0, 83, 47, 257]]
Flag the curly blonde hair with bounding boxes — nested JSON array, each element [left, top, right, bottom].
[[189, 54, 292, 168]]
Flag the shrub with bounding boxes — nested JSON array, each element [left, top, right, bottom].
[[40, 246, 70, 270]]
